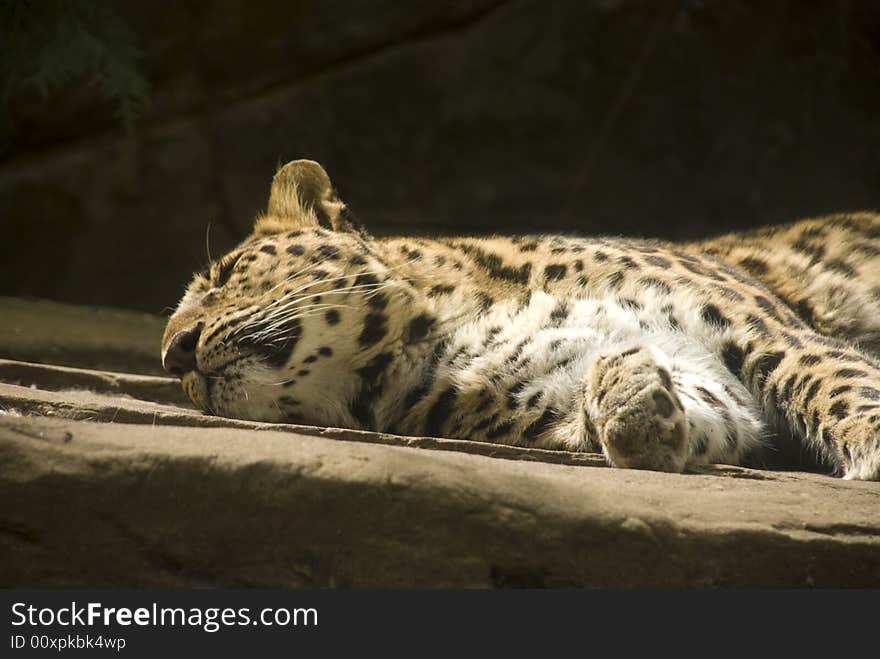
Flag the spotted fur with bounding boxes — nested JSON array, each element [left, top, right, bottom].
[[162, 160, 880, 480]]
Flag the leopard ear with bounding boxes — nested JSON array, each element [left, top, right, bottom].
[[259, 159, 361, 233]]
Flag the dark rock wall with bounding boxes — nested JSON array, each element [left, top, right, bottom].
[[2, 0, 879, 313]]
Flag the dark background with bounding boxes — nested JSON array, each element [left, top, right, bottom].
[[2, 0, 879, 314]]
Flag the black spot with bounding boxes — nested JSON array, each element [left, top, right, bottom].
[[780, 373, 797, 401], [749, 351, 786, 387], [550, 302, 569, 324], [798, 354, 821, 366], [260, 244, 276, 255], [738, 257, 768, 276], [407, 313, 436, 342], [356, 352, 393, 385], [474, 392, 493, 414], [348, 352, 392, 428], [701, 304, 730, 329], [318, 346, 333, 357], [429, 284, 456, 297], [473, 413, 499, 432], [573, 260, 584, 272], [368, 292, 388, 311], [457, 243, 532, 284], [640, 277, 672, 294], [483, 326, 503, 346], [644, 255, 672, 268], [829, 385, 852, 398], [297, 369, 310, 377], [523, 408, 561, 442], [834, 368, 867, 379], [594, 251, 608, 262], [753, 296, 783, 323], [696, 386, 725, 409], [239, 317, 301, 368], [519, 242, 538, 252], [795, 299, 815, 324], [860, 386, 880, 400], [505, 338, 530, 366], [680, 260, 709, 277], [544, 264, 567, 281], [715, 285, 745, 302], [526, 391, 543, 409], [311, 269, 329, 280], [425, 387, 458, 437], [349, 254, 367, 266], [793, 236, 825, 262], [721, 342, 744, 377], [829, 400, 849, 420], [325, 309, 341, 325], [486, 419, 517, 440], [358, 312, 388, 347], [317, 244, 340, 259], [354, 272, 380, 288], [825, 259, 856, 277], [507, 381, 527, 408], [781, 332, 803, 349], [287, 245, 305, 256], [792, 373, 814, 398], [402, 340, 448, 412], [746, 314, 770, 336], [214, 256, 240, 287], [303, 355, 318, 364], [478, 292, 494, 313], [607, 271, 624, 290], [804, 379, 822, 404]]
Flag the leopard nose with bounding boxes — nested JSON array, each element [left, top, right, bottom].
[[162, 323, 203, 376]]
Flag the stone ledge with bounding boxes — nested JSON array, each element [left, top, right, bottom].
[[2, 410, 879, 588], [0, 297, 166, 375], [2, 354, 879, 587]]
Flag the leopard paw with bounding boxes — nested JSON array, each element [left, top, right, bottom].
[[587, 345, 688, 473]]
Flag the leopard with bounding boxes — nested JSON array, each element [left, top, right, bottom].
[[162, 159, 880, 480]]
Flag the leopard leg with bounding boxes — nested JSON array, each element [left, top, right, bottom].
[[728, 333, 880, 480], [584, 341, 765, 472]]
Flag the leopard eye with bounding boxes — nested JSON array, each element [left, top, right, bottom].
[[213, 255, 241, 288]]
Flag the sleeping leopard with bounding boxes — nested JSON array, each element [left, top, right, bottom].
[[162, 159, 880, 480]]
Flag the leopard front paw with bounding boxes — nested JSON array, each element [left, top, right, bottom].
[[587, 345, 688, 473]]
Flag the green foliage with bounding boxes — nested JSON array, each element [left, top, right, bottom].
[[0, 0, 149, 145]]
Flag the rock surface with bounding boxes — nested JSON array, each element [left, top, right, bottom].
[[0, 296, 166, 375], [1, 301, 879, 587], [3, 401, 879, 588]]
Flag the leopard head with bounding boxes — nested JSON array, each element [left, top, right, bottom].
[[161, 160, 423, 429]]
